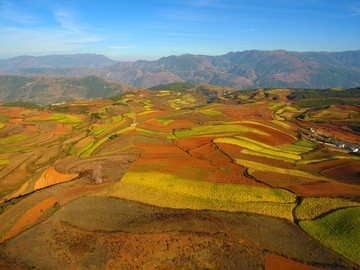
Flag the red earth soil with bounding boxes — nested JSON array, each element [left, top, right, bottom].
[[175, 137, 217, 152], [25, 125, 38, 131], [34, 167, 79, 190], [252, 168, 360, 196], [265, 253, 333, 270], [54, 123, 66, 135], [188, 143, 217, 157], [26, 112, 53, 121], [1, 196, 58, 243], [298, 159, 356, 178], [286, 181, 360, 197], [321, 163, 360, 185], [239, 122, 296, 145]]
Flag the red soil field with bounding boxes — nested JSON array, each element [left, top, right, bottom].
[[54, 123, 66, 135], [251, 171, 322, 193], [0, 107, 26, 116], [239, 122, 296, 145], [139, 120, 174, 132], [286, 181, 360, 197], [26, 112, 53, 121], [1, 196, 58, 243], [265, 254, 332, 270], [299, 159, 352, 175], [175, 137, 216, 152], [321, 163, 360, 185], [25, 125, 38, 131], [219, 107, 263, 121], [236, 152, 296, 169], [34, 167, 79, 190], [188, 143, 217, 157]]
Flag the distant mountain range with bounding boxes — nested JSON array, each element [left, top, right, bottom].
[[1, 50, 360, 89]]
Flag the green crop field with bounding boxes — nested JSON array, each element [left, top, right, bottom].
[[300, 207, 360, 265]]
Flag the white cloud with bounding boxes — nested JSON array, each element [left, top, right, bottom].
[[0, 0, 38, 24], [53, 8, 83, 33]]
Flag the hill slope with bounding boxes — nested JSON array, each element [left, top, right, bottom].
[[0, 75, 135, 105]]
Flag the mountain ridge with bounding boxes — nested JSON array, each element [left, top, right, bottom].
[[1, 50, 360, 89]]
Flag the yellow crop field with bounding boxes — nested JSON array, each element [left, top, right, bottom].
[[235, 159, 328, 180], [295, 197, 360, 221], [173, 124, 269, 139], [199, 109, 223, 116], [97, 171, 296, 220], [214, 137, 302, 161]]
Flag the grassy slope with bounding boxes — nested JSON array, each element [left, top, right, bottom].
[[300, 207, 360, 265]]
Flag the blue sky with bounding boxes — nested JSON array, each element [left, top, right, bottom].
[[0, 0, 359, 60]]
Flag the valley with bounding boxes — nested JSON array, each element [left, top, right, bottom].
[[0, 84, 359, 269]]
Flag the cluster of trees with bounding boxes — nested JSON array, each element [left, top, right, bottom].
[[287, 88, 360, 100]]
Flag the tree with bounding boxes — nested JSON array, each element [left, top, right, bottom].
[[92, 162, 102, 184]]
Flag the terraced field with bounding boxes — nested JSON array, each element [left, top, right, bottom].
[[0, 87, 359, 269]]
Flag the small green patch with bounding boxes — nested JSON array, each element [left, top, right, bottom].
[[0, 116, 11, 122], [0, 134, 28, 145], [199, 109, 222, 116], [156, 119, 174, 125]]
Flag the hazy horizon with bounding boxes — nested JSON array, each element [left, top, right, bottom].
[[1, 0, 360, 61]]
